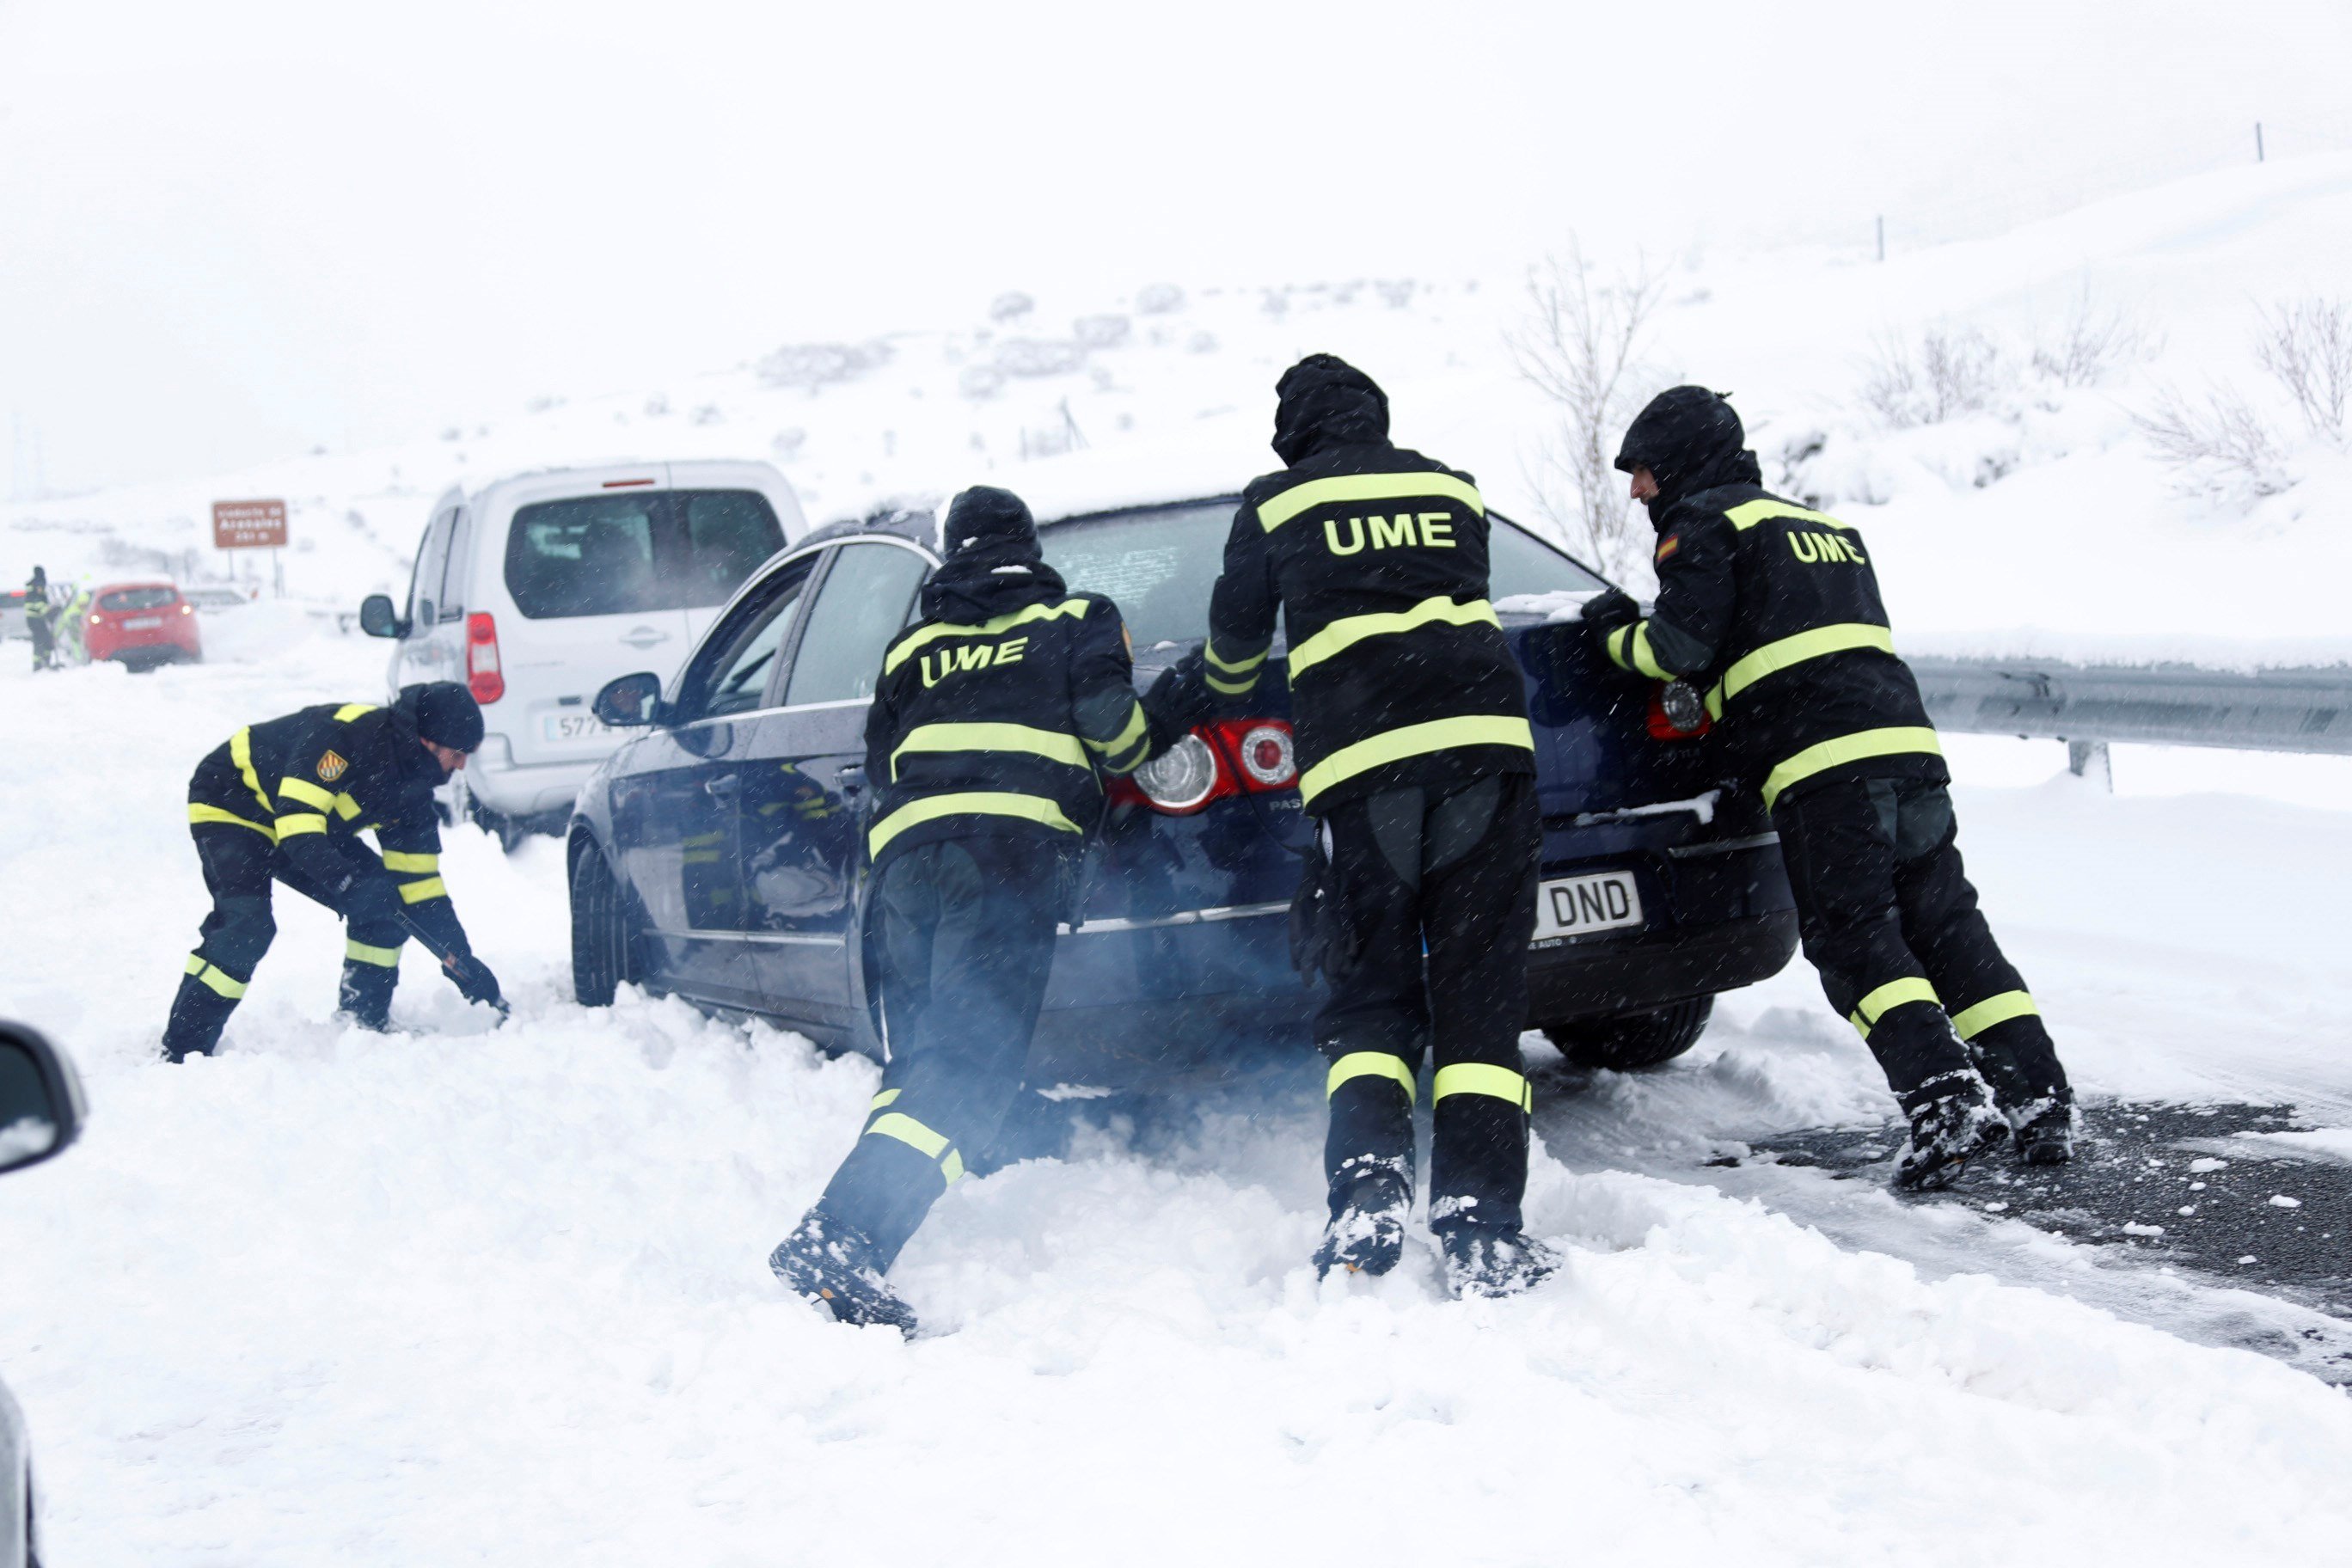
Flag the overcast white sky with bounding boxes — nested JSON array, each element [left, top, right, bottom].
[[4, 0, 2350, 496]]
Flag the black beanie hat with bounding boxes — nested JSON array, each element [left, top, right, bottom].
[[398, 681, 485, 751], [942, 486, 1038, 558]]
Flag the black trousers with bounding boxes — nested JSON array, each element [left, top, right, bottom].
[[1316, 771, 1541, 1236], [28, 617, 53, 671], [162, 824, 410, 1059], [1772, 776, 2069, 1113], [812, 835, 1063, 1270]]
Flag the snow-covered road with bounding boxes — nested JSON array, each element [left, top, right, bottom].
[[3, 630, 2349, 1565]]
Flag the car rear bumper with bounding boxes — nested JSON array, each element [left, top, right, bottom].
[[1527, 908, 1798, 1022], [463, 741, 605, 818]]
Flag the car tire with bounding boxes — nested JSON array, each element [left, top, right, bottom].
[[1542, 995, 1714, 1072], [570, 842, 632, 1007]]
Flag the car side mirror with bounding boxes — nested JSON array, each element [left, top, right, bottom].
[[0, 1021, 87, 1177], [594, 671, 666, 727], [358, 593, 409, 639]]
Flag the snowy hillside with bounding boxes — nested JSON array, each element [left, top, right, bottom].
[[9, 153, 2352, 670]]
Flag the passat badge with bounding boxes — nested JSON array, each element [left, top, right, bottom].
[[316, 750, 349, 782]]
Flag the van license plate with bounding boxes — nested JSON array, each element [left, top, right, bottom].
[[542, 713, 611, 743], [125, 616, 162, 629], [1531, 870, 1643, 943]]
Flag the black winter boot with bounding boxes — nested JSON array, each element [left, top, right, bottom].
[[769, 1211, 919, 1335], [2011, 1097, 2075, 1166], [1438, 1227, 1561, 1300], [1314, 1160, 1412, 1279], [1895, 1073, 2009, 1190]]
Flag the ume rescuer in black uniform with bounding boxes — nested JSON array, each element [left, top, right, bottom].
[[1584, 387, 2073, 1185], [161, 682, 505, 1061], [1203, 355, 1553, 1297], [770, 487, 1156, 1333]]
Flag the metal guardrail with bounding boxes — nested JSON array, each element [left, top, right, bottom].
[[1910, 656, 2352, 760]]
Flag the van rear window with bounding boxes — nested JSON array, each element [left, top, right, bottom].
[[504, 490, 785, 619], [99, 586, 179, 612]]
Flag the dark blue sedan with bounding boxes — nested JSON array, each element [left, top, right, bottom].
[[567, 488, 1796, 1089]]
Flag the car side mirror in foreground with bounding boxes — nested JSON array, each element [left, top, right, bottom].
[[0, 1021, 87, 1177], [594, 671, 665, 727], [358, 593, 408, 639]]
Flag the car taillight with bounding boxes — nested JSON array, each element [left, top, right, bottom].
[[1648, 682, 1710, 740], [1115, 720, 1297, 815], [467, 612, 505, 703]]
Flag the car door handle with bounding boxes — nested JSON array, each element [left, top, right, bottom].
[[622, 627, 672, 649], [705, 775, 741, 800]]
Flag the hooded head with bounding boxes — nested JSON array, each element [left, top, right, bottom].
[[1271, 354, 1390, 467], [922, 486, 1066, 624], [1614, 386, 1761, 521], [396, 681, 485, 753], [28, 566, 45, 588]]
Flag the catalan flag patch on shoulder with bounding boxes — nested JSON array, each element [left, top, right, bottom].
[[316, 750, 349, 782], [1655, 534, 1681, 564]]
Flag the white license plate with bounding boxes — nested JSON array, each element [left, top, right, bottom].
[[125, 616, 162, 629], [1532, 870, 1644, 943], [542, 712, 611, 744]]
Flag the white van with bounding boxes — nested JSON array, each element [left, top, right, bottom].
[[361, 460, 808, 840]]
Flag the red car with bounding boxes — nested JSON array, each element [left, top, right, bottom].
[[84, 580, 203, 670]]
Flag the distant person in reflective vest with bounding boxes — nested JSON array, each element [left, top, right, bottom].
[[161, 683, 504, 1062], [768, 486, 1157, 1335], [1197, 354, 1553, 1300], [24, 566, 56, 672], [1584, 386, 2073, 1184]]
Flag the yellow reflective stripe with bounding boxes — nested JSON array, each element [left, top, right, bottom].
[[276, 777, 337, 812], [1603, 624, 1635, 671], [334, 703, 379, 722], [333, 793, 362, 821], [867, 1111, 966, 1185], [1296, 715, 1535, 807], [1083, 701, 1148, 759], [882, 598, 1092, 676], [1205, 669, 1259, 696], [345, 938, 402, 968], [1761, 726, 1943, 810], [1287, 596, 1500, 680], [1709, 623, 1896, 716], [230, 726, 272, 813], [1951, 990, 2038, 1041], [397, 877, 449, 903], [1099, 726, 1151, 776], [188, 802, 276, 841], [867, 792, 1082, 858], [1257, 471, 1485, 532], [1847, 976, 1941, 1038], [380, 851, 438, 873], [1204, 639, 1268, 676], [184, 953, 247, 999], [869, 1088, 901, 1112], [891, 722, 1089, 782], [1724, 499, 1853, 531], [275, 813, 328, 837], [1326, 1050, 1416, 1102], [1626, 622, 1672, 681], [1432, 1062, 1533, 1112], [940, 1148, 966, 1184]]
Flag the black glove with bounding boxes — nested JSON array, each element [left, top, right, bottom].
[[337, 873, 405, 933], [1580, 587, 1641, 634], [444, 951, 504, 1010], [1143, 649, 1215, 752], [1287, 828, 1361, 984]]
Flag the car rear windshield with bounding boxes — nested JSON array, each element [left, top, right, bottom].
[[98, 587, 178, 612], [504, 489, 785, 619], [1039, 500, 1606, 652]]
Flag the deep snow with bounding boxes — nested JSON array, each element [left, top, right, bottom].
[[3, 602, 2351, 1564]]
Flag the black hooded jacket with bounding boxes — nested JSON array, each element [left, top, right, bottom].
[[1205, 355, 1534, 813], [861, 487, 1152, 874], [186, 697, 475, 956], [1602, 389, 1945, 809]]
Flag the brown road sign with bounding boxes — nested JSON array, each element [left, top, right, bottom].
[[212, 499, 287, 550]]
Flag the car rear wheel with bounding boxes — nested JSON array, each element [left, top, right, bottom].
[[570, 842, 633, 1007], [1542, 995, 1713, 1072]]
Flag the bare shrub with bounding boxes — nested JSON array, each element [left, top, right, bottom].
[[989, 291, 1034, 323], [1857, 327, 2005, 427], [2030, 289, 2158, 387], [1135, 283, 1185, 315], [756, 341, 893, 393], [1510, 241, 1670, 579], [2131, 383, 2292, 499], [2255, 296, 2352, 441]]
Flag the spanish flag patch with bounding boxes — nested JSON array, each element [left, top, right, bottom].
[[1655, 534, 1681, 564], [316, 750, 349, 782]]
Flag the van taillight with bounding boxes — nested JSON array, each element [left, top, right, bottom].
[[467, 612, 505, 703]]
